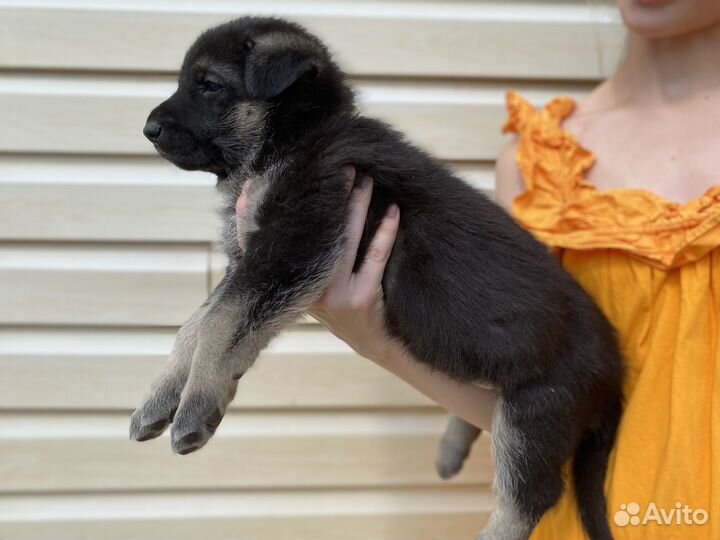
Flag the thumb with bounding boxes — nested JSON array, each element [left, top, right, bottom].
[[235, 178, 254, 250]]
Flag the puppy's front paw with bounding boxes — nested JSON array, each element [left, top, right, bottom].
[[170, 382, 237, 455], [129, 374, 184, 442]]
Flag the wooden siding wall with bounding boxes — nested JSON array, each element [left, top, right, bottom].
[[0, 1, 622, 538]]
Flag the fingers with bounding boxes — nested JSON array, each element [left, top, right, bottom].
[[235, 178, 253, 250], [235, 178, 253, 214], [333, 170, 373, 281], [342, 166, 356, 195], [353, 204, 400, 296]]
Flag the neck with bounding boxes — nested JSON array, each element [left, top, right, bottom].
[[611, 23, 720, 104], [258, 95, 356, 168]]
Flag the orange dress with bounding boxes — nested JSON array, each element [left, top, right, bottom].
[[504, 91, 720, 540]]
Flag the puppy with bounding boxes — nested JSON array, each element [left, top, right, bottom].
[[130, 17, 623, 540]]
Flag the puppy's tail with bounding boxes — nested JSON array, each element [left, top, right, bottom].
[[573, 393, 622, 540]]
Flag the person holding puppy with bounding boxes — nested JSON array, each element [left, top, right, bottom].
[[236, 0, 720, 538]]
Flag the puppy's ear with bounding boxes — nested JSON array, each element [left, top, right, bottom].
[[244, 35, 318, 100]]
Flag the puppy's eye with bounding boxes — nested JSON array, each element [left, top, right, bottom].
[[201, 80, 224, 94]]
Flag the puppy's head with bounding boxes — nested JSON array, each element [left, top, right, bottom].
[[144, 17, 353, 176]]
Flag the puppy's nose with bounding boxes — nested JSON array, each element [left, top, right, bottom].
[[143, 121, 162, 142]]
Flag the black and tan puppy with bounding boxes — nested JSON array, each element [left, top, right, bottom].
[[130, 17, 623, 540]]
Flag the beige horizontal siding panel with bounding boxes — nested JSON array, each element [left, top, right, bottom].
[[0, 326, 434, 409], [0, 156, 492, 242], [0, 487, 492, 540], [0, 1, 624, 79], [452, 161, 495, 193], [0, 411, 493, 491], [0, 74, 590, 161], [0, 155, 219, 241], [0, 244, 208, 325]]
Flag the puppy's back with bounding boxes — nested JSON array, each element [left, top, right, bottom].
[[297, 115, 578, 385]]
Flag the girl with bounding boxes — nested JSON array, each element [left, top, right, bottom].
[[237, 1, 720, 536]]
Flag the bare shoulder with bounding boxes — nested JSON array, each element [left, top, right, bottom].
[[561, 81, 616, 138], [494, 138, 524, 211]]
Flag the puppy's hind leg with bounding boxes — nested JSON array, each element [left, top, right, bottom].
[[477, 391, 572, 540], [436, 415, 482, 479]]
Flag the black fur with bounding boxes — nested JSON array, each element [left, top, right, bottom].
[[142, 17, 623, 540]]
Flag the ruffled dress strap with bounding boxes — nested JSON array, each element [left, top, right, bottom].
[[502, 91, 720, 270], [503, 91, 595, 202]]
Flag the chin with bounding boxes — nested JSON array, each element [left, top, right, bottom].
[[174, 160, 211, 172], [156, 148, 215, 172], [618, 0, 720, 38]]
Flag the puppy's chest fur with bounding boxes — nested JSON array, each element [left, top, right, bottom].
[[218, 161, 287, 259]]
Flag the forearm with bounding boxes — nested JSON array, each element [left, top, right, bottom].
[[371, 341, 498, 432]]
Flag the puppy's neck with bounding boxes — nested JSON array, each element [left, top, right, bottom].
[[259, 102, 356, 160], [258, 76, 355, 154]]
